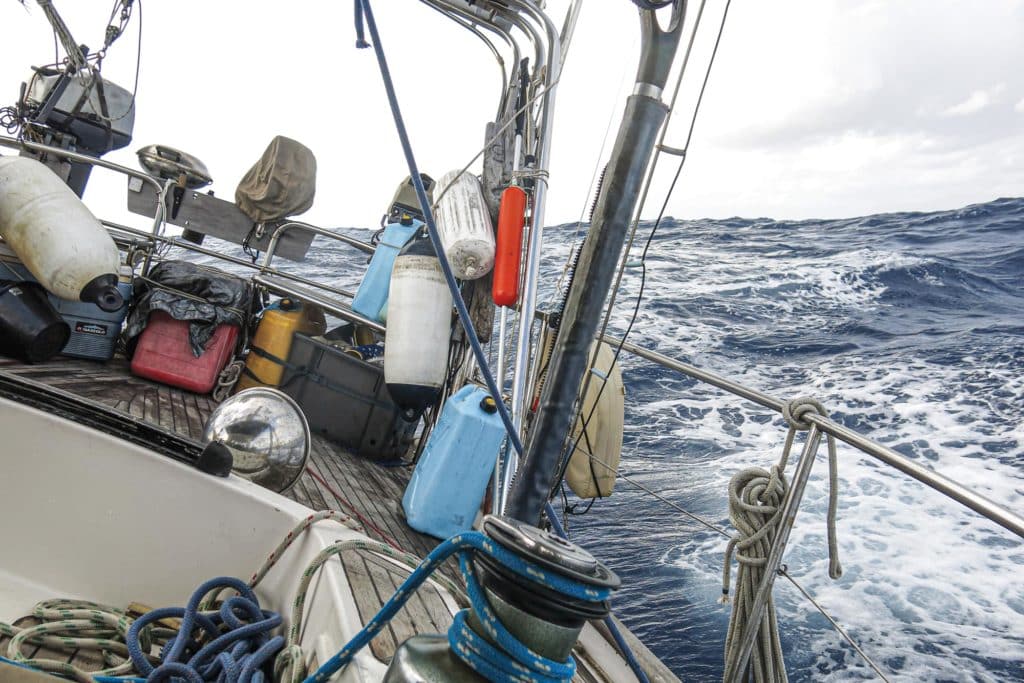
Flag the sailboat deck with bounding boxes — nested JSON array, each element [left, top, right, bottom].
[[0, 356, 442, 560], [0, 354, 674, 681], [0, 354, 461, 664]]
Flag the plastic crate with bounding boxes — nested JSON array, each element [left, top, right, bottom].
[[279, 333, 416, 460]]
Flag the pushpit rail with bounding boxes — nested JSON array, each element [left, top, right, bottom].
[[603, 333, 1024, 541], [0, 135, 382, 331]]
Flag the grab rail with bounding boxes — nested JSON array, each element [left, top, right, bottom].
[[0, 136, 377, 313], [601, 334, 1024, 541], [260, 220, 375, 273], [0, 135, 170, 240], [103, 221, 358, 302]]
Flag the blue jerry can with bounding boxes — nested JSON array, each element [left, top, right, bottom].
[[403, 385, 505, 539], [351, 220, 422, 323]]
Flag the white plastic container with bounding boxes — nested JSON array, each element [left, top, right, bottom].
[[0, 156, 122, 310], [433, 170, 495, 280], [384, 239, 452, 413]]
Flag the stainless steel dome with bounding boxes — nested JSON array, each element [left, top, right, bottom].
[[202, 387, 310, 493]]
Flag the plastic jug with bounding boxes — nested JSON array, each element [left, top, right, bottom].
[[235, 298, 325, 392], [402, 385, 505, 538], [351, 219, 421, 323]]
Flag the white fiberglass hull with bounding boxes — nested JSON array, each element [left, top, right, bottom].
[[0, 396, 391, 682]]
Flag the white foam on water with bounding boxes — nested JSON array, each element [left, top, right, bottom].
[[587, 221, 1024, 680]]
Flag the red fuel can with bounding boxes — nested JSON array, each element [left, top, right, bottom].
[[130, 311, 239, 394]]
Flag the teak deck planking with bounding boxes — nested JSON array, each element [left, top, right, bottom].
[[0, 356, 634, 681]]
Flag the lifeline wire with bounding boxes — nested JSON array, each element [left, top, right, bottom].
[[570, 411, 890, 679]]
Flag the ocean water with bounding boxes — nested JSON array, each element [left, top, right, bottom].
[[547, 196, 1024, 682], [187, 196, 1022, 681]]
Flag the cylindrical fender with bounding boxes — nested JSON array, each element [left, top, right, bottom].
[[385, 239, 453, 414], [0, 156, 122, 311], [433, 170, 495, 280], [492, 186, 527, 307]]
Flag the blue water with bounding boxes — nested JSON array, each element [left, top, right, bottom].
[[187, 196, 1023, 681], [549, 197, 1024, 682]]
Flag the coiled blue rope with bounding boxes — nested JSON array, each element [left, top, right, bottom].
[[125, 577, 283, 683], [304, 530, 610, 683]]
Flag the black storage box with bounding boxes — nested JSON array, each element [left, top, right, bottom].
[[280, 333, 416, 460]]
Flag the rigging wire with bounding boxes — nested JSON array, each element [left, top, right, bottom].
[[571, 439, 891, 681], [6, 0, 143, 136], [550, 4, 892, 678], [553, 0, 715, 503], [777, 570, 891, 682], [548, 28, 639, 306]]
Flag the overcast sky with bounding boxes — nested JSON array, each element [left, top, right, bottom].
[[2, 1, 1022, 229]]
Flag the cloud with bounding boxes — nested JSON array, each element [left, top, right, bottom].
[[941, 85, 1005, 117], [1016, 97, 1024, 113]]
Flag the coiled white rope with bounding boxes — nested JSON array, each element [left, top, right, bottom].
[[721, 397, 843, 682]]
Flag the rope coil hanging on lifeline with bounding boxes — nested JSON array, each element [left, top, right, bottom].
[[721, 397, 843, 683]]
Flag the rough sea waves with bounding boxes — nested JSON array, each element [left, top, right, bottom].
[[553, 197, 1024, 681], [190, 195, 1023, 681]]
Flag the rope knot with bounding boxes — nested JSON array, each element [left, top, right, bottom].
[[782, 396, 826, 431]]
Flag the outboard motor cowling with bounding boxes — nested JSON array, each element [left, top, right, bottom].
[[20, 67, 136, 196]]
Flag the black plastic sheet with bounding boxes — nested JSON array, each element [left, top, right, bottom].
[[125, 260, 251, 357]]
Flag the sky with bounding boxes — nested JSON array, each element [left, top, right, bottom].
[[1, 0, 1022, 230]]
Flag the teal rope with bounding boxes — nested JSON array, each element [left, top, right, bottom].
[[303, 531, 610, 683], [449, 553, 575, 682]]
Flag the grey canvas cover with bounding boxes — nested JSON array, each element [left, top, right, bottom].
[[235, 136, 317, 223]]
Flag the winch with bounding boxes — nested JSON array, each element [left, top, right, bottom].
[[382, 515, 620, 682]]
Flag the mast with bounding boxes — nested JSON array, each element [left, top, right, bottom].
[[505, 3, 687, 525]]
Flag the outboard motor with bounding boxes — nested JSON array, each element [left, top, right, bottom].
[[384, 515, 621, 681], [385, 173, 435, 226], [18, 66, 135, 196]]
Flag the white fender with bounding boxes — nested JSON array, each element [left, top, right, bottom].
[[565, 341, 624, 499], [0, 156, 122, 310], [384, 240, 452, 413], [433, 170, 495, 280]]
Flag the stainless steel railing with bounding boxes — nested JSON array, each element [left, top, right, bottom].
[[591, 334, 1021, 683], [0, 135, 381, 329], [602, 334, 1024, 541], [5, 136, 1019, 541]]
